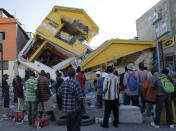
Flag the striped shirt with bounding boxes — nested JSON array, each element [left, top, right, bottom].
[[103, 73, 119, 100], [25, 76, 37, 102]]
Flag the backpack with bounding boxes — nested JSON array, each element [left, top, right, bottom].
[[128, 71, 137, 91], [157, 74, 175, 94]]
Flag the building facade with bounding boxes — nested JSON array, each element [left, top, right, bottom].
[[0, 9, 29, 80], [136, 0, 176, 71]]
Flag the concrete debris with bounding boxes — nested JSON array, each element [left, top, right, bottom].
[[119, 105, 143, 124], [16, 120, 24, 125], [86, 92, 96, 100], [23, 115, 28, 122]]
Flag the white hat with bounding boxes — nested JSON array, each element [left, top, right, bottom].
[[96, 71, 101, 75], [127, 63, 137, 71]]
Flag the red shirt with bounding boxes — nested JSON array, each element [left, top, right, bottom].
[[76, 73, 86, 92]]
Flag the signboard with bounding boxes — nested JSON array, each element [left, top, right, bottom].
[[155, 20, 171, 38], [159, 36, 175, 49], [149, 12, 162, 25]]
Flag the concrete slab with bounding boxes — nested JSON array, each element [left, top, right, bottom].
[[119, 105, 143, 124]]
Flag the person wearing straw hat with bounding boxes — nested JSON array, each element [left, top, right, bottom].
[[123, 63, 139, 106]]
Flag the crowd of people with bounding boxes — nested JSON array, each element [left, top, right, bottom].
[[94, 62, 176, 129], [1, 62, 176, 131]]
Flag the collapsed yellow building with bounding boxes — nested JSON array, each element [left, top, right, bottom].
[[16, 6, 99, 80], [81, 39, 156, 77], [16, 6, 157, 80]]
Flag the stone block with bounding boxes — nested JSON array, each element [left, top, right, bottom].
[[119, 105, 143, 124]]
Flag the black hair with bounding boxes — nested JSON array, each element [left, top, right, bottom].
[[58, 72, 62, 77], [40, 70, 45, 76], [46, 73, 50, 79], [68, 67, 76, 77], [125, 66, 128, 71], [30, 71, 35, 77], [76, 66, 81, 73], [17, 76, 22, 83], [107, 66, 114, 73], [114, 70, 118, 76], [56, 70, 59, 75], [139, 62, 145, 69], [25, 69, 30, 81], [162, 69, 169, 75]]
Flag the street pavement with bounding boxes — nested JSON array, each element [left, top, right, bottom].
[[0, 119, 175, 131], [0, 92, 175, 131]]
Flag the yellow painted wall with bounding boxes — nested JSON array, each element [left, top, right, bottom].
[[35, 6, 98, 56], [81, 39, 156, 70]]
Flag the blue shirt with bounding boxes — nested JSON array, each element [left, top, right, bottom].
[[58, 77, 83, 114], [97, 77, 104, 95]]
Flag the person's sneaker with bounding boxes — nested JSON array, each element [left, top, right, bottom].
[[169, 124, 174, 128], [100, 123, 109, 128], [151, 122, 160, 128]]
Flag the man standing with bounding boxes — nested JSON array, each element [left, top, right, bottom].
[[55, 70, 64, 110], [151, 68, 174, 129], [25, 71, 38, 126], [12, 75, 18, 103], [101, 66, 119, 128], [76, 66, 86, 92], [37, 70, 51, 116], [76, 66, 86, 113], [137, 62, 148, 112], [95, 71, 103, 108], [15, 76, 24, 111], [2, 74, 10, 108], [58, 67, 84, 131], [123, 63, 139, 106]]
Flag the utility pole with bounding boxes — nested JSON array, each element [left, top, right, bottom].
[[149, 12, 162, 73], [0, 32, 5, 88], [154, 24, 161, 73]]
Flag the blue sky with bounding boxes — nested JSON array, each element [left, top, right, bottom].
[[1, 0, 160, 48]]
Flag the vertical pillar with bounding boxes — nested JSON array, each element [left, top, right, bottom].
[[154, 24, 161, 73]]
